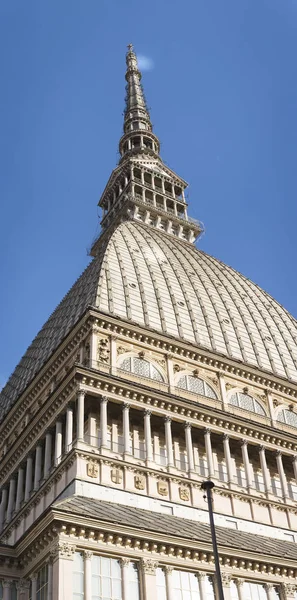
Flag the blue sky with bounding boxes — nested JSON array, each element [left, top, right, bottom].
[[1, 0, 297, 387]]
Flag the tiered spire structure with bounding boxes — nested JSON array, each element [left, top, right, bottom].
[[90, 45, 203, 256]]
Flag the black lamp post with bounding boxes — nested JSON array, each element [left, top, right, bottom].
[[201, 481, 225, 600]]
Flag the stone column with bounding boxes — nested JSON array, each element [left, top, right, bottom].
[[185, 422, 195, 474], [141, 559, 158, 600], [241, 440, 253, 490], [281, 583, 297, 600], [259, 446, 271, 494], [55, 421, 63, 466], [84, 550, 93, 600], [15, 467, 24, 512], [0, 488, 8, 530], [44, 433, 52, 478], [121, 557, 131, 600], [122, 404, 131, 455], [100, 396, 108, 449], [30, 574, 38, 600], [223, 434, 234, 484], [47, 559, 53, 600], [24, 457, 33, 501], [3, 580, 13, 600], [6, 478, 16, 522], [165, 417, 174, 468], [204, 428, 214, 477], [235, 578, 245, 600], [51, 542, 76, 600], [220, 573, 232, 600], [164, 566, 174, 600], [144, 410, 153, 462], [34, 445, 43, 490], [275, 451, 289, 499], [265, 583, 277, 600], [77, 389, 86, 441], [16, 579, 30, 600], [196, 572, 207, 599], [65, 406, 73, 452]]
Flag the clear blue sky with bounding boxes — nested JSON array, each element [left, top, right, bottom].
[[1, 0, 297, 387]]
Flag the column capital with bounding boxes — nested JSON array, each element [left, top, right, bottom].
[[50, 541, 76, 562], [281, 582, 297, 596], [184, 421, 191, 430], [164, 565, 174, 574], [16, 579, 31, 591], [221, 573, 232, 587], [141, 558, 159, 574], [101, 395, 108, 403], [144, 409, 152, 417], [77, 388, 86, 398], [275, 449, 282, 457], [195, 571, 206, 582], [258, 444, 265, 452], [264, 583, 274, 591], [30, 573, 38, 583], [204, 427, 211, 434], [84, 550, 93, 560], [240, 439, 248, 446], [120, 557, 130, 567], [122, 403, 130, 411], [223, 433, 229, 441], [235, 578, 245, 588], [164, 415, 172, 423], [2, 580, 13, 589]]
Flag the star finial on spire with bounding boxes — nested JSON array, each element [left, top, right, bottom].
[[127, 43, 134, 52]]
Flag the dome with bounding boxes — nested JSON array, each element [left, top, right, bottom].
[[2, 219, 297, 421]]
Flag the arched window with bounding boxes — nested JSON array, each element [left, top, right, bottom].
[[120, 356, 164, 382], [277, 409, 297, 428], [229, 392, 266, 416], [176, 375, 217, 399]]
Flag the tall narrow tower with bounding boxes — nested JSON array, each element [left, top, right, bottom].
[[0, 46, 297, 600]]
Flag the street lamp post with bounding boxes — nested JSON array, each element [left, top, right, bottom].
[[201, 481, 225, 600]]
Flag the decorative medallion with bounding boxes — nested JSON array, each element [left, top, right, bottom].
[[111, 468, 123, 484], [179, 486, 190, 501], [86, 462, 99, 478], [157, 481, 169, 496], [134, 475, 146, 490]]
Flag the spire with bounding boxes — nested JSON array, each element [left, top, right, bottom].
[[119, 44, 160, 161]]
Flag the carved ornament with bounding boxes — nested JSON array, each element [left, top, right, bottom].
[[86, 462, 99, 478]]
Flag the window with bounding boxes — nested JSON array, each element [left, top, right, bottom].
[[177, 375, 217, 399], [156, 568, 167, 600], [36, 565, 48, 600], [91, 556, 139, 600], [241, 582, 267, 600], [73, 553, 84, 600], [120, 357, 164, 382], [277, 409, 297, 428], [229, 392, 266, 416]]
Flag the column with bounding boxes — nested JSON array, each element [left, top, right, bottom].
[[141, 559, 158, 600], [185, 423, 195, 474], [275, 450, 289, 499], [196, 573, 207, 599], [55, 421, 63, 466], [88, 414, 97, 447], [204, 429, 214, 477], [34, 445, 43, 490], [77, 389, 85, 441], [24, 456, 33, 501], [3, 581, 13, 600], [217, 372, 227, 409], [122, 404, 131, 455], [265, 584, 277, 600], [30, 574, 38, 600], [84, 551, 93, 600], [121, 558, 131, 600], [0, 489, 8, 530], [220, 573, 232, 600], [51, 542, 76, 600], [166, 354, 175, 392], [6, 478, 16, 522], [16, 579, 30, 600], [241, 440, 253, 490], [44, 433, 52, 478], [259, 446, 271, 494], [267, 391, 276, 427], [100, 396, 108, 449], [65, 406, 73, 452], [48, 559, 53, 600], [144, 410, 153, 462], [165, 417, 174, 468], [164, 566, 174, 600], [235, 579, 245, 600], [15, 467, 24, 512], [223, 434, 234, 484]]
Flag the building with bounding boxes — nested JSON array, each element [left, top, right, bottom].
[[0, 44, 297, 600]]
